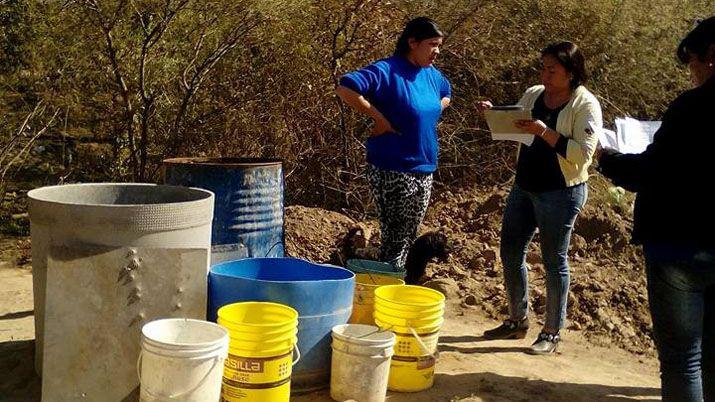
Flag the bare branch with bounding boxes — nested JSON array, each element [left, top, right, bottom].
[[0, 104, 43, 166], [1, 108, 61, 183], [167, 11, 263, 157], [182, 29, 208, 90], [129, 0, 150, 35]]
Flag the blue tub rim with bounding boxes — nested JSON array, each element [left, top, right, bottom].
[[210, 257, 355, 283], [345, 258, 406, 273]]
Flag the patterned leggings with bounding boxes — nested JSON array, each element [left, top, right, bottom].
[[366, 165, 433, 270]]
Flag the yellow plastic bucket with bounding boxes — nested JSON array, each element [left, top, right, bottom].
[[374, 299, 444, 317], [374, 309, 444, 328], [222, 318, 298, 341], [375, 285, 445, 309], [374, 316, 445, 336], [217, 302, 299, 402], [349, 274, 405, 325], [388, 329, 441, 393], [373, 285, 445, 392], [226, 331, 298, 355], [218, 302, 298, 332]]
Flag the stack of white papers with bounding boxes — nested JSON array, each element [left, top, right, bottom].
[[599, 117, 661, 154]]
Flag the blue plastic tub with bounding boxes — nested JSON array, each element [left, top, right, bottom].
[[208, 257, 355, 393]]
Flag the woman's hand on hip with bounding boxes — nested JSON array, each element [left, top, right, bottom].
[[371, 114, 398, 136], [514, 119, 547, 136], [476, 100, 493, 113]]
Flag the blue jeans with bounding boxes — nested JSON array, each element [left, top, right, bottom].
[[500, 183, 587, 331], [644, 246, 715, 402]]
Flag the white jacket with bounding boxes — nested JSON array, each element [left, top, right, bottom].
[[517, 85, 603, 187]]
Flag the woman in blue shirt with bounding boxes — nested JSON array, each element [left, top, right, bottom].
[[336, 17, 451, 278]]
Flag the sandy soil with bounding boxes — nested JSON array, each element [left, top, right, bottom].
[[0, 187, 663, 401], [286, 186, 654, 357], [0, 264, 660, 402]]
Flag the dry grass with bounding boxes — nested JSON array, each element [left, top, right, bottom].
[[1, 0, 712, 214]]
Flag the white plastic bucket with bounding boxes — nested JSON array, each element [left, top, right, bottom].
[[139, 318, 229, 402], [330, 324, 395, 402]]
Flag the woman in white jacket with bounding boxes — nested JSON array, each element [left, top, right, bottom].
[[477, 41, 602, 354]]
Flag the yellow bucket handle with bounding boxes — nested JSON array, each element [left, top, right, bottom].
[[373, 323, 439, 360], [407, 326, 440, 360], [136, 351, 221, 399]]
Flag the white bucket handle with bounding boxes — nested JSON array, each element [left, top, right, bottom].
[[336, 327, 396, 358], [292, 342, 301, 366], [136, 350, 221, 399]]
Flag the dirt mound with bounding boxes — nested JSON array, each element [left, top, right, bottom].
[[575, 205, 632, 253], [285, 206, 357, 263], [285, 185, 654, 356]]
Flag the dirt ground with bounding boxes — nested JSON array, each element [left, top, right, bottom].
[[0, 265, 660, 402], [293, 309, 661, 402], [0, 266, 38, 402], [0, 185, 662, 401], [287, 185, 654, 357]]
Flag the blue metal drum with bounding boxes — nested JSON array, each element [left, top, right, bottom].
[[163, 158, 284, 264]]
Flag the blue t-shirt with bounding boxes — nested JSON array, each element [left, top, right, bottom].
[[339, 55, 451, 173]]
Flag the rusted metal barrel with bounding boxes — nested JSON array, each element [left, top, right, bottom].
[[163, 157, 284, 264]]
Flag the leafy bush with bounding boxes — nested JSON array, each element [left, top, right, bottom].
[[1, 0, 712, 214]]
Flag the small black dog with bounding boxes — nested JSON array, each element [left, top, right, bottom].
[[328, 223, 379, 266], [328, 227, 451, 284], [404, 231, 452, 285]]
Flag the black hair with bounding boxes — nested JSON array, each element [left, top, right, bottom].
[[394, 17, 443, 56], [677, 16, 715, 64], [540, 41, 588, 89]]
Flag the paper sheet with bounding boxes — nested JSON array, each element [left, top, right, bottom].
[[610, 117, 661, 154], [484, 109, 535, 146], [598, 128, 618, 149]]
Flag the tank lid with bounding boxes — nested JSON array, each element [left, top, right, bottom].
[[163, 157, 282, 168]]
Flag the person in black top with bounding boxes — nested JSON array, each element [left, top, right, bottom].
[[477, 42, 603, 354], [515, 92, 569, 191], [598, 17, 715, 402]]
